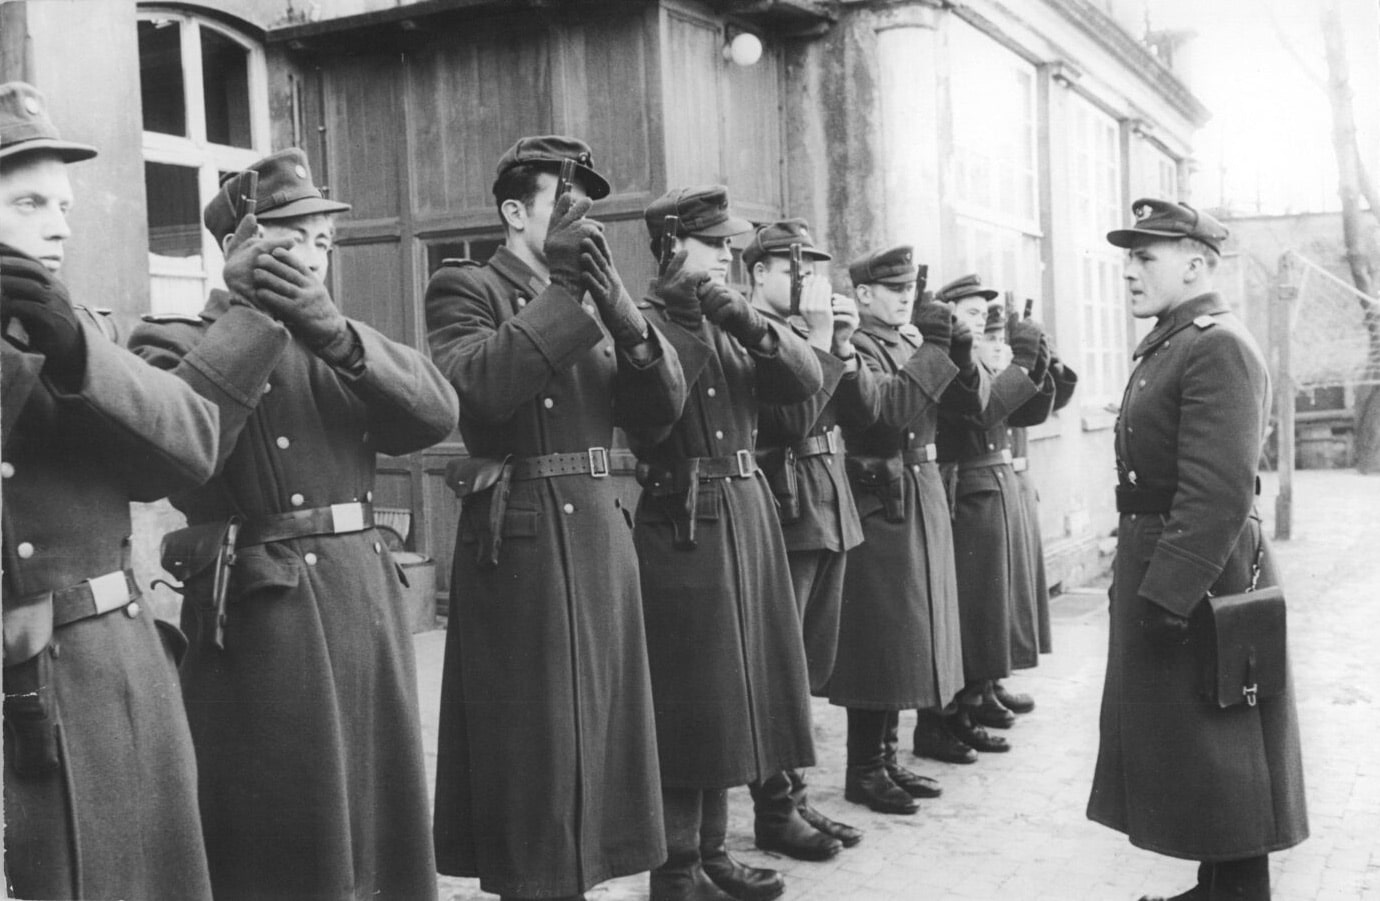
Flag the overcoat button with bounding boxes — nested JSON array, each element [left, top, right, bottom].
[[365, 491, 373, 502], [304, 553, 318, 565], [263, 383, 272, 393], [543, 397, 554, 409], [373, 542, 381, 554], [16, 542, 33, 559], [714, 430, 724, 440], [276, 436, 290, 449], [125, 602, 141, 618], [563, 503, 575, 514], [291, 493, 305, 506], [707, 388, 717, 398], [1, 462, 14, 478]]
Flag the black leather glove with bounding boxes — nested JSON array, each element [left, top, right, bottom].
[[699, 281, 769, 348], [580, 234, 647, 348], [1, 244, 85, 387], [1138, 597, 1191, 645], [543, 194, 599, 297], [1008, 318, 1042, 371], [949, 314, 974, 368], [253, 247, 351, 354], [911, 301, 951, 352], [655, 250, 707, 330], [1030, 333, 1051, 384]]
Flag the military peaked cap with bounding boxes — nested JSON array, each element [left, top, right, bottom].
[[936, 273, 998, 303], [204, 148, 351, 245], [742, 218, 832, 269], [848, 245, 918, 286], [644, 185, 753, 243], [493, 135, 611, 201], [1106, 197, 1229, 255], [0, 81, 97, 163]]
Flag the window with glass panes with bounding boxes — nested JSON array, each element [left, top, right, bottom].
[[138, 10, 268, 315], [949, 20, 1043, 304], [1068, 94, 1126, 407]]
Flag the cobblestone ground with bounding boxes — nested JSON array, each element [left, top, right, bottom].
[[419, 469, 1380, 901]]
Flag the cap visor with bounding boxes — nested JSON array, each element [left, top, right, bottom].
[[574, 164, 611, 201], [691, 214, 755, 239], [0, 138, 98, 163], [874, 273, 920, 286], [1106, 227, 1183, 249], [257, 196, 353, 220], [941, 288, 997, 301]]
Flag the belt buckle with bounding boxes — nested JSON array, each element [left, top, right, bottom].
[[331, 502, 366, 534], [1000, 448, 1012, 465], [1243, 683, 1258, 707], [735, 449, 754, 478], [925, 443, 937, 461], [826, 430, 838, 455], [88, 571, 130, 615], [587, 447, 610, 478]]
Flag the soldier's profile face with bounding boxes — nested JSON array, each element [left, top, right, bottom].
[[0, 152, 73, 273], [1124, 240, 1193, 319], [678, 234, 733, 285], [858, 280, 915, 327], [951, 296, 988, 334], [260, 213, 336, 282], [754, 255, 811, 315]]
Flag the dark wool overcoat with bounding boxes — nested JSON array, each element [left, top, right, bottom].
[[1003, 370, 1055, 666], [937, 363, 1043, 682], [826, 325, 984, 710], [130, 292, 456, 901], [424, 248, 685, 897], [3, 320, 222, 901], [1088, 293, 1308, 860], [757, 343, 865, 690], [629, 295, 822, 789]]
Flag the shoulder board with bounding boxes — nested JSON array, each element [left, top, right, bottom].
[[79, 306, 114, 317], [1193, 314, 1217, 329], [140, 312, 203, 324], [898, 324, 922, 345], [440, 258, 480, 269]]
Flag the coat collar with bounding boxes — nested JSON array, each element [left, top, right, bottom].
[[202, 288, 234, 322], [857, 322, 919, 348], [488, 245, 549, 298], [1133, 292, 1227, 360]]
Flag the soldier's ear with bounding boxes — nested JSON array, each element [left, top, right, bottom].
[[499, 198, 528, 233], [855, 284, 871, 305]]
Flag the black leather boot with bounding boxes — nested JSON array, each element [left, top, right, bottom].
[[912, 707, 977, 764], [993, 680, 1035, 714], [947, 707, 1010, 753], [844, 765, 919, 815], [700, 788, 784, 901], [882, 710, 942, 797], [973, 680, 1016, 729], [651, 788, 735, 901], [750, 772, 841, 861]]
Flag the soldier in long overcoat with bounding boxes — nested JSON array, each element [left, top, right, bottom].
[[926, 274, 1050, 759], [424, 137, 685, 900], [746, 220, 863, 870], [0, 81, 218, 901], [129, 149, 457, 901], [628, 186, 823, 901], [827, 247, 985, 812], [1089, 200, 1306, 901]]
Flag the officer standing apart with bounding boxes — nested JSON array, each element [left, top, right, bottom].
[[629, 186, 823, 901], [1088, 199, 1307, 901], [1, 81, 224, 901], [920, 275, 1049, 761], [130, 148, 458, 901], [425, 136, 686, 901], [747, 219, 864, 866], [826, 247, 984, 813]]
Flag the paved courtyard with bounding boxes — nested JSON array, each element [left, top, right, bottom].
[[419, 469, 1380, 901]]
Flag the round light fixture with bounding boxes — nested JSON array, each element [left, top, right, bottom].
[[724, 30, 763, 67]]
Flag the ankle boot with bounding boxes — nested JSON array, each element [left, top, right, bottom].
[[973, 681, 1016, 729], [651, 788, 736, 901], [700, 788, 784, 901], [912, 707, 977, 764], [993, 679, 1035, 714], [844, 765, 919, 814], [882, 710, 942, 797], [750, 772, 842, 861]]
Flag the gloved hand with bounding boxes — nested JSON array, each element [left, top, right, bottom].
[[221, 214, 294, 305], [1139, 597, 1191, 645], [580, 233, 648, 348], [1030, 333, 1051, 384], [655, 250, 707, 329], [949, 314, 974, 368], [1, 244, 85, 387], [830, 293, 859, 358], [798, 275, 833, 345], [912, 300, 952, 352], [253, 247, 350, 352], [699, 280, 769, 347], [543, 193, 600, 297], [1008, 318, 1042, 371]]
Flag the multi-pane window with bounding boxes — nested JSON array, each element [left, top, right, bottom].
[[949, 20, 1044, 303], [138, 10, 268, 315], [1069, 94, 1126, 408]]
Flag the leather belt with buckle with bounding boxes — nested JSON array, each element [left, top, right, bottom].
[[792, 431, 839, 458], [1011, 456, 1029, 473], [958, 448, 1013, 472], [902, 443, 938, 465], [511, 448, 611, 480], [238, 502, 375, 547], [690, 450, 757, 479], [53, 570, 141, 629]]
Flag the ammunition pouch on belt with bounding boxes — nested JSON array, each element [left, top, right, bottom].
[[845, 454, 906, 523], [755, 447, 801, 525], [636, 451, 757, 550], [161, 519, 241, 651], [3, 648, 59, 778], [446, 456, 514, 570]]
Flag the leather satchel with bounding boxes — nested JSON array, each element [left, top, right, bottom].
[[1204, 546, 1286, 709]]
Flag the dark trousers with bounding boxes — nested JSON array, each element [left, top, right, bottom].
[[1193, 856, 1270, 901], [786, 548, 846, 693]]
